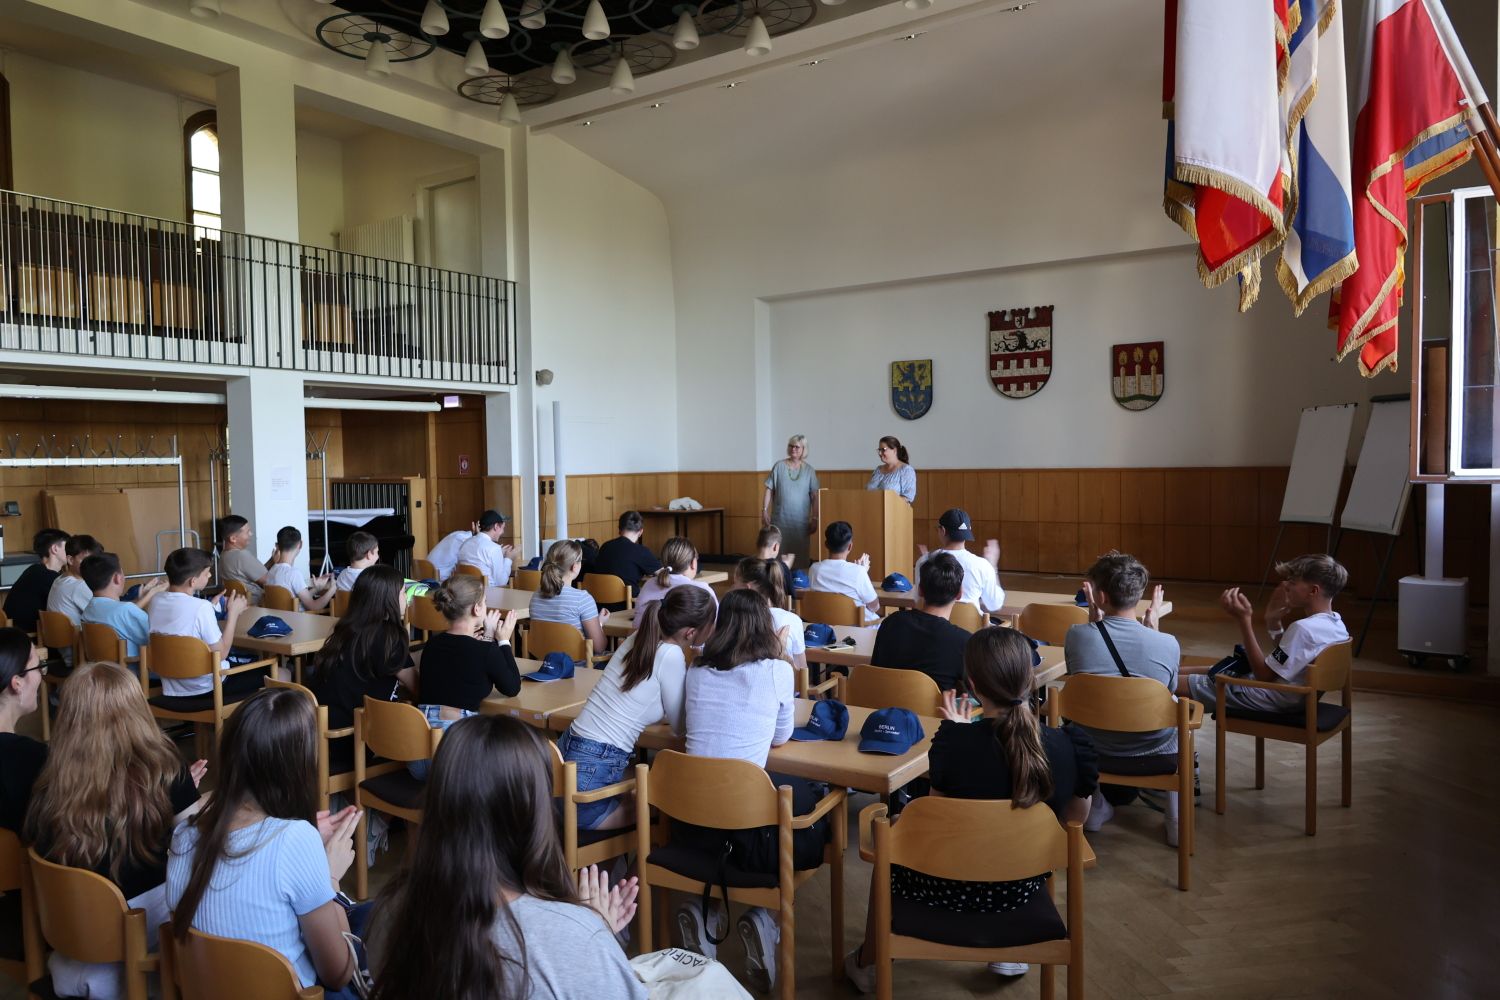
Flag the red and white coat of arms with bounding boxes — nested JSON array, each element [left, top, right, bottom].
[[988, 306, 1054, 399]]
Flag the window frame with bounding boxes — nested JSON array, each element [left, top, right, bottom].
[[183, 109, 220, 232]]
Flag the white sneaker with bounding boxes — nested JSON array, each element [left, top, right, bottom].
[[738, 906, 780, 993], [844, 947, 876, 994], [676, 898, 727, 961], [1083, 796, 1114, 832], [365, 811, 390, 869], [989, 962, 1030, 976]]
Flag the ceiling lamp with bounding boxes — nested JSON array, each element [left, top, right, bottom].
[[189, 0, 220, 17], [551, 48, 577, 84], [519, 0, 547, 30], [365, 39, 392, 77], [420, 0, 449, 35], [744, 15, 772, 57], [499, 92, 522, 125], [480, 0, 511, 39], [672, 10, 700, 51], [819, 0, 847, 4], [609, 57, 635, 95], [904, 0, 934, 8], [464, 38, 490, 76], [582, 0, 610, 41]]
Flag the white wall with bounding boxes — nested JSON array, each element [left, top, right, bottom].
[[295, 130, 344, 250], [341, 128, 478, 236], [527, 135, 678, 475]]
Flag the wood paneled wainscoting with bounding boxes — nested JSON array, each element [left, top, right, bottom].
[[527, 468, 1493, 600]]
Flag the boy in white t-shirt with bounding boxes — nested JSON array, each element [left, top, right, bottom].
[[455, 510, 514, 587], [265, 526, 334, 612], [806, 521, 880, 623], [1180, 554, 1351, 713], [148, 547, 255, 698], [912, 508, 1006, 614], [335, 530, 380, 592]]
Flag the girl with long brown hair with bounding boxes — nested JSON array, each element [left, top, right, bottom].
[[843, 627, 1098, 992], [25, 661, 204, 999], [368, 715, 643, 1000], [634, 536, 717, 619], [529, 539, 609, 656], [557, 585, 716, 830], [733, 556, 808, 677]]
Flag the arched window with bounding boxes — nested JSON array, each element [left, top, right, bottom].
[[184, 110, 220, 233]]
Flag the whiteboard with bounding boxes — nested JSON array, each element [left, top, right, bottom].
[[1279, 403, 1357, 525], [1340, 398, 1413, 535]]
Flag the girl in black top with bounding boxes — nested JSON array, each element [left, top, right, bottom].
[[0, 628, 46, 833], [418, 574, 521, 714], [309, 565, 418, 773]]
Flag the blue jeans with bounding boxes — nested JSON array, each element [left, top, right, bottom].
[[556, 728, 633, 829], [407, 705, 480, 780]]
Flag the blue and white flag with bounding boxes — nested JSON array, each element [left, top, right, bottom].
[[1278, 0, 1358, 315]]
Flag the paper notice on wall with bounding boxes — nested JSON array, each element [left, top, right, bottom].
[[269, 465, 296, 501]]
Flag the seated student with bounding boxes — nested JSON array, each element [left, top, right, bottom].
[[1065, 552, 1179, 841], [870, 551, 970, 692], [265, 527, 335, 612], [3, 528, 69, 633], [734, 556, 807, 678], [0, 629, 46, 832], [529, 540, 609, 656], [216, 515, 268, 603], [1179, 554, 1351, 713], [368, 715, 644, 1000], [677, 589, 821, 992], [309, 565, 418, 774], [634, 536, 718, 619], [166, 689, 365, 999], [807, 521, 880, 623], [46, 533, 103, 626], [558, 586, 715, 832], [425, 520, 476, 582], [148, 547, 258, 699], [80, 552, 167, 659], [844, 627, 1098, 992], [756, 524, 796, 570], [25, 662, 204, 1000], [914, 508, 1006, 615], [335, 530, 380, 592], [455, 510, 514, 586], [588, 510, 663, 597]]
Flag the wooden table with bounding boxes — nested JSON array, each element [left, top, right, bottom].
[[484, 586, 534, 620], [482, 666, 602, 726], [639, 506, 725, 554], [804, 623, 1067, 685], [874, 586, 1173, 620], [232, 606, 338, 657]]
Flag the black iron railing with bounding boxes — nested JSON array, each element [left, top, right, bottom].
[[0, 189, 516, 385]]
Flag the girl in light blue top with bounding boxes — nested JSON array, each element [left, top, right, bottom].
[[528, 540, 608, 655], [867, 435, 917, 504]]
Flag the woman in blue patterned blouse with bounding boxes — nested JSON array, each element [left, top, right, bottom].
[[867, 435, 916, 504]]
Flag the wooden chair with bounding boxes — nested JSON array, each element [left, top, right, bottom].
[[635, 751, 846, 1000], [798, 590, 865, 627], [581, 573, 635, 611], [353, 697, 442, 899], [36, 611, 81, 742], [949, 602, 987, 632], [219, 579, 250, 602], [146, 634, 277, 759], [261, 586, 297, 612], [1048, 673, 1199, 890], [0, 830, 42, 990], [546, 741, 636, 873], [1214, 641, 1353, 836], [264, 678, 404, 812], [860, 798, 1086, 1000], [331, 589, 353, 618], [81, 622, 151, 695], [513, 568, 542, 591], [837, 664, 944, 717], [26, 847, 158, 1000], [412, 557, 438, 581], [452, 563, 487, 586], [159, 926, 321, 1000], [406, 593, 448, 647], [1019, 603, 1088, 645], [524, 619, 606, 666]]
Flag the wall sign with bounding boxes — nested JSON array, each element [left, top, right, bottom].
[[457, 454, 472, 476], [1111, 342, 1165, 410], [988, 306, 1054, 399], [890, 360, 933, 420]]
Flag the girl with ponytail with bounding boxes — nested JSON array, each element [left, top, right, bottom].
[[529, 540, 609, 655], [557, 586, 716, 830], [634, 536, 718, 621], [733, 556, 808, 677], [843, 626, 1098, 989]]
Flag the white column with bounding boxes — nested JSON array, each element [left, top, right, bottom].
[[215, 66, 300, 241], [226, 373, 309, 574]]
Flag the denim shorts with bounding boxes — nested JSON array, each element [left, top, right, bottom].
[[407, 705, 480, 780], [556, 727, 633, 829]]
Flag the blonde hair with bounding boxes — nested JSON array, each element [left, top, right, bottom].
[[540, 540, 583, 599], [433, 574, 486, 621], [654, 537, 698, 588], [786, 434, 808, 456], [25, 662, 184, 881]]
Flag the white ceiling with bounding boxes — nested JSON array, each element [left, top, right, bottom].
[[553, 0, 1147, 200]]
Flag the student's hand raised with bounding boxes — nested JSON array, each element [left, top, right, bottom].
[[189, 759, 209, 788], [1143, 585, 1166, 630], [1081, 580, 1104, 623], [136, 577, 167, 605], [316, 805, 360, 846], [940, 690, 974, 724], [780, 553, 795, 570], [857, 553, 871, 569], [470, 520, 481, 536], [576, 863, 639, 934], [917, 544, 929, 558], [479, 608, 503, 641], [495, 610, 519, 645], [501, 544, 516, 559], [1219, 587, 1253, 623], [983, 539, 1001, 565], [225, 592, 248, 617], [321, 808, 361, 883]]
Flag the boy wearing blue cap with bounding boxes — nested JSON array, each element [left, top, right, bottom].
[[870, 552, 970, 691]]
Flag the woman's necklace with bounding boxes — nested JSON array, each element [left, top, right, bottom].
[[785, 460, 803, 482]]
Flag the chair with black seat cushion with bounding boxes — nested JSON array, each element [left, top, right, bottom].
[[353, 697, 441, 900], [146, 634, 278, 760], [860, 797, 1086, 1000], [26, 847, 158, 1000], [545, 741, 635, 873], [634, 750, 846, 1000], [1214, 640, 1353, 836], [265, 677, 404, 812], [159, 925, 319, 1000]]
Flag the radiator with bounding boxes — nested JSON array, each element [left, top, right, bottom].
[[336, 215, 414, 263]]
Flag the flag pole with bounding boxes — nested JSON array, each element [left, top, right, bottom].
[[1426, 0, 1500, 198]]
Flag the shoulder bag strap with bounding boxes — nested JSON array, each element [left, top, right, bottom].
[[1094, 619, 1131, 677]]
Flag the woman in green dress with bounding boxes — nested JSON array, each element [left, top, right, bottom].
[[761, 435, 820, 567]]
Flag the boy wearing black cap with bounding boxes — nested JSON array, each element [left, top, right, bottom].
[[455, 509, 515, 587], [913, 508, 1006, 615], [870, 551, 970, 691]]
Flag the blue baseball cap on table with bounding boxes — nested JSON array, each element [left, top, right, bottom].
[[858, 707, 924, 755], [523, 651, 575, 683], [788, 569, 810, 596], [882, 572, 912, 593], [247, 615, 292, 639], [803, 622, 836, 647], [792, 699, 850, 742]]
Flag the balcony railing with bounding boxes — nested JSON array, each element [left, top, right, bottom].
[[0, 189, 516, 385]]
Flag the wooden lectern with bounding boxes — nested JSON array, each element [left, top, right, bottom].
[[815, 489, 914, 583]]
